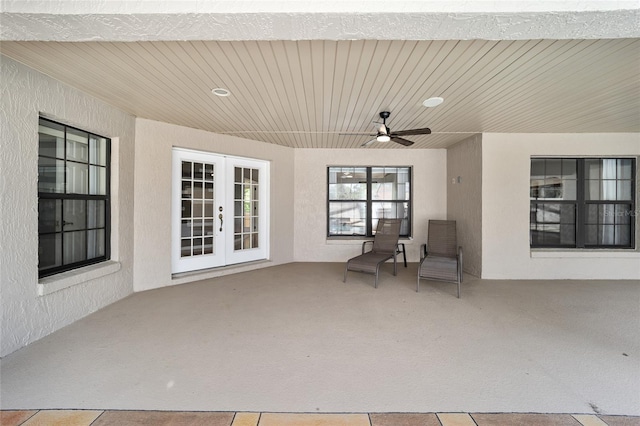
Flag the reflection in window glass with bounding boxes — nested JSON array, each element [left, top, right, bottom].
[[530, 157, 635, 249], [328, 166, 411, 237], [38, 117, 110, 277]]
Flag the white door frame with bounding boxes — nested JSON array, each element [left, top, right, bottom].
[[171, 148, 269, 274]]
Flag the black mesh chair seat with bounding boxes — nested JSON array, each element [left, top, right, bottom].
[[343, 219, 402, 288], [417, 220, 463, 297]]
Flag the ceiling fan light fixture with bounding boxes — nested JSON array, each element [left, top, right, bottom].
[[212, 87, 231, 97], [376, 134, 391, 143], [422, 97, 444, 107]]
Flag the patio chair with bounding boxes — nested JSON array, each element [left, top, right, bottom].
[[417, 220, 463, 297], [343, 218, 402, 288]]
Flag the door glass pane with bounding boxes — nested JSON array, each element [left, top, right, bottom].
[[232, 167, 262, 252], [204, 164, 214, 182], [193, 219, 203, 236], [179, 160, 216, 258], [181, 238, 191, 257], [181, 220, 192, 238], [203, 237, 214, 254], [182, 162, 192, 179], [193, 238, 203, 255], [194, 163, 204, 180], [204, 219, 214, 236], [192, 200, 204, 218]]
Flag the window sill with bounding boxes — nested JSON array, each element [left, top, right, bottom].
[[531, 249, 639, 259], [37, 261, 121, 296]]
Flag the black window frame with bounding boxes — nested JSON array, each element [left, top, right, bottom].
[[327, 166, 412, 238], [38, 117, 111, 278], [530, 157, 636, 249]]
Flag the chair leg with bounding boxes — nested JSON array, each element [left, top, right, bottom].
[[374, 265, 380, 288], [457, 279, 460, 298], [343, 266, 348, 283], [416, 276, 420, 292], [393, 254, 397, 276]]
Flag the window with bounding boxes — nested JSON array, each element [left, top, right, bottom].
[[327, 166, 411, 237], [38, 118, 110, 278], [530, 158, 636, 248]]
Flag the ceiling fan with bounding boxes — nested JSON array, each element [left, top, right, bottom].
[[344, 111, 432, 147]]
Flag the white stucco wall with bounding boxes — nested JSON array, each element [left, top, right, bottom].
[[447, 134, 482, 277], [133, 119, 295, 292], [293, 149, 447, 263], [0, 56, 136, 357], [482, 133, 640, 279]]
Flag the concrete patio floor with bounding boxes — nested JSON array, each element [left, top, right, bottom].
[[1, 263, 639, 416]]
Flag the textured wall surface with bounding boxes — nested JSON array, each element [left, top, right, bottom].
[[0, 56, 136, 357], [447, 134, 482, 277], [133, 118, 295, 292], [482, 133, 640, 280], [2, 1, 639, 41], [293, 148, 447, 263]]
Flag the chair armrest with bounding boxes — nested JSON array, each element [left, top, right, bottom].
[[362, 240, 374, 253], [420, 243, 427, 260]]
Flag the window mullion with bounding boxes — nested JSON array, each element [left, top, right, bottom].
[[576, 159, 585, 248], [366, 167, 372, 236]]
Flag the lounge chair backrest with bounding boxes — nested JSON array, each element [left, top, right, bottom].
[[373, 219, 402, 254], [427, 220, 457, 258]]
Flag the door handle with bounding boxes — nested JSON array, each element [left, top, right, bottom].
[[219, 213, 223, 232]]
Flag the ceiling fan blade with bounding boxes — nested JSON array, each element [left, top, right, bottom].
[[361, 138, 377, 147], [339, 132, 377, 136], [391, 136, 414, 146], [378, 124, 388, 135], [391, 127, 432, 136]]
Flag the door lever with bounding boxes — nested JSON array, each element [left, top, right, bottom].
[[218, 213, 223, 232]]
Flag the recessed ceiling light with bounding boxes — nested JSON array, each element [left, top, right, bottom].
[[376, 135, 391, 143], [423, 97, 444, 107], [212, 88, 231, 97]]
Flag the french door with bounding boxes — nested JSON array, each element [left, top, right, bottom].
[[171, 148, 269, 274]]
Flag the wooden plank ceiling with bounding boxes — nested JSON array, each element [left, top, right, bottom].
[[1, 39, 639, 148]]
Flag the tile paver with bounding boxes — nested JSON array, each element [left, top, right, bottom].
[[370, 412, 441, 426], [0, 410, 38, 426], [21, 410, 103, 426], [598, 416, 640, 426], [91, 410, 235, 426], [437, 413, 477, 426], [258, 412, 370, 426], [574, 414, 608, 426], [232, 412, 261, 426], [471, 413, 581, 425]]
